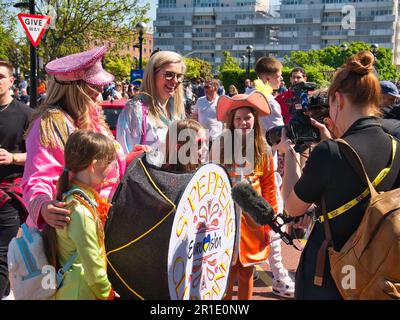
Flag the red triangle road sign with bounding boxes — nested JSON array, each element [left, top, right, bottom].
[[17, 13, 51, 47]]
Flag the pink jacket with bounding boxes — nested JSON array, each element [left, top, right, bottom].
[[22, 114, 125, 230]]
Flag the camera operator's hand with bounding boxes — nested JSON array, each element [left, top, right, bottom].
[[293, 214, 313, 230], [310, 118, 332, 141], [274, 127, 293, 154]]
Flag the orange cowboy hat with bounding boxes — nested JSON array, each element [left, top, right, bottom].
[[217, 90, 271, 122]]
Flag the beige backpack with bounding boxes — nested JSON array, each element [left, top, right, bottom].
[[314, 138, 400, 300]]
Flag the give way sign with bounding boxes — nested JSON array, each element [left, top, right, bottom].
[[17, 13, 51, 47]]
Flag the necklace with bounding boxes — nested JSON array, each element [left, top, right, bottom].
[[0, 102, 11, 113]]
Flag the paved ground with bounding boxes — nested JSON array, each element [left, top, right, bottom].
[[232, 239, 303, 300], [3, 235, 304, 301]]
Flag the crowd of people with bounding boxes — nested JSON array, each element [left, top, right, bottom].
[[1, 45, 400, 300]]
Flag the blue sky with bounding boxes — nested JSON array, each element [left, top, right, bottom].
[[143, 0, 157, 28]]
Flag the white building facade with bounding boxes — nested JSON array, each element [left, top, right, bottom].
[[154, 0, 400, 69]]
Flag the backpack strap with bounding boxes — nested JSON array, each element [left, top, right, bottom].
[[317, 137, 397, 223], [21, 223, 34, 244], [56, 252, 79, 288], [62, 188, 97, 213], [16, 234, 42, 281], [55, 188, 97, 287], [314, 196, 333, 286], [314, 137, 396, 286], [335, 138, 378, 198]]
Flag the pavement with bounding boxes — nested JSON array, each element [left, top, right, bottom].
[[3, 237, 303, 301], [232, 239, 304, 300]]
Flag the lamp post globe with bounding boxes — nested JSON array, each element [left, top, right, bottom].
[[246, 45, 253, 79], [371, 43, 379, 56], [135, 22, 147, 70]]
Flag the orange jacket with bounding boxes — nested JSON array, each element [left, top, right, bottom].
[[227, 154, 277, 266]]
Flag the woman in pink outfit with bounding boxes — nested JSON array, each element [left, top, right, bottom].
[[22, 46, 125, 231]]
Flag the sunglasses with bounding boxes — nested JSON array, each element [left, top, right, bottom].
[[161, 71, 185, 83]]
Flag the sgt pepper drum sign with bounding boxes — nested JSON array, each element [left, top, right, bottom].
[[168, 164, 237, 300]]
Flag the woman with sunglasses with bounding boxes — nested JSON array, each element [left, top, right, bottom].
[[22, 46, 125, 231], [117, 51, 186, 167], [162, 119, 208, 173]]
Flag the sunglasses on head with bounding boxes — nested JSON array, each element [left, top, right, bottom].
[[161, 71, 185, 83]]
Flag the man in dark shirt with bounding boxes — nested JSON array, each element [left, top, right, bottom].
[[0, 60, 32, 299]]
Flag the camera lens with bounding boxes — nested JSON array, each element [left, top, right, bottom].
[[265, 125, 285, 146]]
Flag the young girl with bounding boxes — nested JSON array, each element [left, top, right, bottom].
[[212, 91, 278, 300], [44, 130, 118, 300], [162, 119, 208, 173]]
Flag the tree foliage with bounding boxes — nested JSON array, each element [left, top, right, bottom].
[[3, 0, 150, 62], [104, 54, 148, 82], [104, 55, 132, 82], [0, 2, 18, 60], [184, 57, 212, 80], [219, 51, 240, 72], [284, 41, 400, 81]]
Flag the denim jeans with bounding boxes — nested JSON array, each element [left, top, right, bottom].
[[0, 199, 20, 298]]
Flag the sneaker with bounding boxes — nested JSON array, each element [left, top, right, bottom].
[[272, 273, 295, 299], [2, 291, 14, 300]]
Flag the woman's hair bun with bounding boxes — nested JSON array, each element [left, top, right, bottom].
[[345, 51, 375, 76]]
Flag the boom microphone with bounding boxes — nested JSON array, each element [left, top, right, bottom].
[[231, 182, 301, 250]]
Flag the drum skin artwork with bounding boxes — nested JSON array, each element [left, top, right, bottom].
[[105, 154, 237, 300]]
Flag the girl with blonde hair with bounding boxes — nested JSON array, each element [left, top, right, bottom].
[[22, 46, 125, 231], [117, 51, 186, 166]]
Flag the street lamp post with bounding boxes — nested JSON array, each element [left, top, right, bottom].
[[246, 45, 253, 79], [240, 55, 246, 69], [340, 43, 348, 65], [14, 0, 37, 108], [135, 22, 147, 70], [371, 43, 379, 60]]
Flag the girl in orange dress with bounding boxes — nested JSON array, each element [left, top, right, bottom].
[[211, 91, 278, 300]]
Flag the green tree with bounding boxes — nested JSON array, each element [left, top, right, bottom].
[[104, 54, 148, 82], [0, 2, 18, 61], [184, 57, 212, 80], [6, 0, 150, 62], [284, 41, 400, 82], [104, 55, 132, 81], [219, 51, 240, 72]]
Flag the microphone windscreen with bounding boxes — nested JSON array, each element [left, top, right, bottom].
[[231, 182, 274, 226]]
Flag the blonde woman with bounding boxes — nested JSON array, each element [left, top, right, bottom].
[[116, 51, 186, 166], [22, 46, 125, 231], [228, 84, 239, 97]]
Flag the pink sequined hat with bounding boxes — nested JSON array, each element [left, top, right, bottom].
[[45, 46, 114, 86]]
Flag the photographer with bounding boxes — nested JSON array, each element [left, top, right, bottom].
[[276, 67, 307, 125], [276, 51, 400, 299]]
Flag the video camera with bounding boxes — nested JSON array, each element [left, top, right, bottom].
[[265, 82, 321, 153]]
